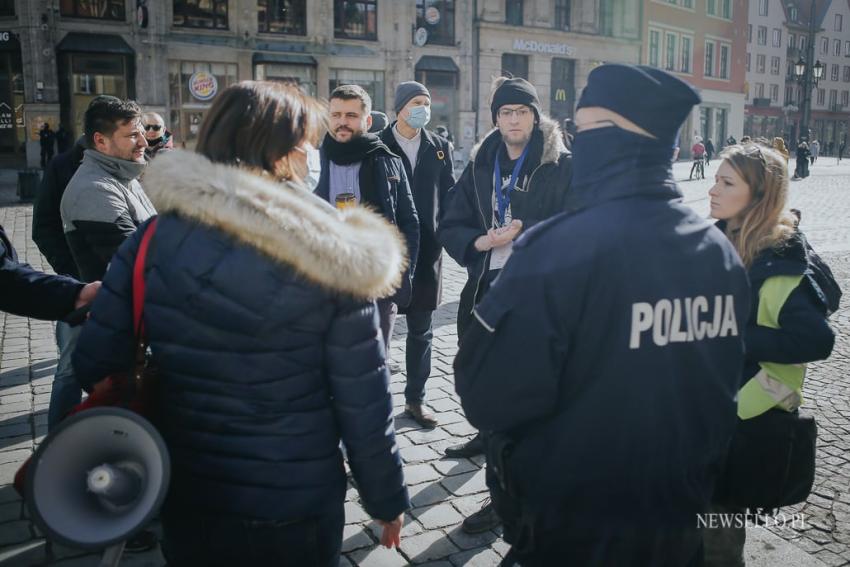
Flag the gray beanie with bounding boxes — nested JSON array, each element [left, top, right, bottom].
[[368, 111, 389, 133], [394, 81, 430, 114]]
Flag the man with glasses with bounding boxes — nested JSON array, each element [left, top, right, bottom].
[[437, 76, 572, 534], [142, 112, 174, 159]]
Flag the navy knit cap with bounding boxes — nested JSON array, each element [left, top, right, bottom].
[[394, 81, 430, 114], [577, 64, 701, 146], [491, 78, 541, 125]]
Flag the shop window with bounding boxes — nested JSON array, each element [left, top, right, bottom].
[[505, 0, 523, 26], [416, 0, 455, 46], [328, 69, 384, 110], [415, 69, 458, 138], [168, 61, 238, 145], [258, 0, 306, 35], [0, 0, 13, 16], [599, 0, 639, 38], [60, 0, 125, 21], [173, 0, 229, 30], [549, 58, 575, 123], [255, 63, 316, 95], [335, 0, 378, 40], [553, 0, 570, 31], [501, 54, 528, 80]]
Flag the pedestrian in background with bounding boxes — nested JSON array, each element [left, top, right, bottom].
[[380, 81, 455, 429], [810, 139, 819, 165], [705, 138, 715, 164], [793, 141, 810, 179], [73, 82, 410, 566], [39, 122, 55, 168], [142, 112, 174, 160], [839, 138, 846, 164], [704, 143, 836, 566]]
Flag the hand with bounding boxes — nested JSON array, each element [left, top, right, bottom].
[[377, 514, 403, 548], [489, 219, 523, 247], [75, 281, 101, 309]]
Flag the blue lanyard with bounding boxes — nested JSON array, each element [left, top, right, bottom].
[[493, 145, 529, 227]]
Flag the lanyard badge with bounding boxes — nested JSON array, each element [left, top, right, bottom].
[[493, 144, 529, 227]]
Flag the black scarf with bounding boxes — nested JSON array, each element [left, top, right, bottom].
[[322, 132, 389, 165]]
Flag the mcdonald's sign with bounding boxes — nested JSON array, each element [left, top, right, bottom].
[[555, 88, 567, 102]]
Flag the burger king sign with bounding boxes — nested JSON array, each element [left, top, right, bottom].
[[189, 71, 218, 102]]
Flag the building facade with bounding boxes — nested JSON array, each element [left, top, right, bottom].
[[643, 0, 748, 158], [744, 0, 789, 142]]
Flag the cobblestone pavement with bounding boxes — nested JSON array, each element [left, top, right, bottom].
[[0, 159, 848, 566]]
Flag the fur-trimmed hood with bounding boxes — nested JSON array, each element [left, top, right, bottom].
[[469, 115, 567, 165], [142, 150, 407, 300]]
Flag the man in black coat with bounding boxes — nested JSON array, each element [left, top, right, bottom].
[[0, 223, 97, 320], [315, 84, 419, 355], [380, 82, 455, 429], [437, 77, 572, 533], [39, 123, 55, 168]]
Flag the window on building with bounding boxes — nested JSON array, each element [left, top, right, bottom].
[[829, 89, 837, 107], [682, 0, 694, 8], [553, 0, 570, 31], [681, 36, 692, 73], [846, 41, 850, 56], [416, 0, 455, 45], [168, 61, 237, 145], [706, 0, 716, 16], [836, 14, 843, 31], [255, 63, 316, 94], [61, 0, 125, 20], [835, 39, 842, 56], [757, 54, 765, 74], [328, 68, 385, 109], [844, 66, 850, 82], [757, 26, 767, 45], [770, 84, 779, 102], [789, 33, 796, 48], [758, 0, 768, 16], [501, 53, 529, 79], [843, 90, 849, 107], [833, 64, 840, 81], [789, 6, 798, 21], [756, 83, 764, 98], [334, 0, 378, 40], [800, 36, 806, 52], [746, 52, 751, 72], [665, 33, 677, 71], [817, 88, 825, 105], [721, 0, 731, 19], [785, 85, 794, 104], [720, 44, 729, 79], [258, 0, 306, 34], [772, 29, 781, 47], [747, 24, 752, 43], [505, 0, 523, 25], [787, 60, 793, 77], [173, 0, 228, 29], [649, 30, 660, 67], [599, 0, 640, 39], [0, 0, 14, 16], [704, 41, 714, 77], [771, 56, 780, 75], [821, 37, 829, 54]]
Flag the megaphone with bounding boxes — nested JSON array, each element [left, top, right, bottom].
[[26, 408, 170, 564]]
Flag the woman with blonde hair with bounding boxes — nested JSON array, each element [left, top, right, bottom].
[[772, 136, 789, 163], [72, 82, 409, 565], [703, 143, 837, 565]]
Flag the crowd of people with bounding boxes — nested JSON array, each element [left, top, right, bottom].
[[0, 63, 840, 566]]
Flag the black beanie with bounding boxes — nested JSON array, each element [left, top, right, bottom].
[[577, 64, 700, 146], [491, 78, 541, 125]]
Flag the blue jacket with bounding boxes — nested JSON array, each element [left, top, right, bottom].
[[73, 150, 410, 523], [454, 157, 750, 562]]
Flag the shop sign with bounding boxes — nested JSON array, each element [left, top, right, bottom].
[[0, 32, 10, 43], [189, 71, 218, 102], [425, 7, 441, 25], [414, 27, 428, 47], [512, 39, 576, 57], [0, 103, 11, 130]]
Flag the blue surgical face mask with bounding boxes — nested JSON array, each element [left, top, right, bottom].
[[304, 144, 321, 192], [405, 105, 431, 130]]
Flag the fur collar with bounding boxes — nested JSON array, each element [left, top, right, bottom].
[[143, 150, 407, 300], [469, 115, 567, 165]]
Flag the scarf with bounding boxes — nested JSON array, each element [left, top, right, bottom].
[[322, 132, 390, 165], [84, 149, 146, 182]]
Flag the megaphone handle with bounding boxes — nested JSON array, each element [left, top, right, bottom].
[[99, 541, 125, 567]]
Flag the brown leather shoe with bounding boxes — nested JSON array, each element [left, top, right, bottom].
[[405, 403, 438, 429]]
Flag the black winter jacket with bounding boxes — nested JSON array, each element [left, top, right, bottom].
[[315, 141, 420, 308], [32, 138, 85, 278], [380, 124, 455, 313], [0, 224, 82, 320], [73, 150, 411, 523], [438, 116, 572, 313]]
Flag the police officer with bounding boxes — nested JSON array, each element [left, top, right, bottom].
[[453, 64, 750, 565], [380, 82, 455, 429]]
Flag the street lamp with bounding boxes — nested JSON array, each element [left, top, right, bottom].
[[794, 58, 824, 84], [792, 0, 823, 143]]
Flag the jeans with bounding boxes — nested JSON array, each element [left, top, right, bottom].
[[161, 503, 344, 567], [48, 322, 82, 430], [405, 310, 433, 404], [377, 299, 398, 357]]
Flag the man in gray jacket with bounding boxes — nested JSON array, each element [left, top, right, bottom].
[[61, 96, 155, 284]]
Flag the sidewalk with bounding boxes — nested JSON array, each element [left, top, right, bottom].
[[0, 166, 846, 566]]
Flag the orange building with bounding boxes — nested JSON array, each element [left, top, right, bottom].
[[643, 0, 748, 158]]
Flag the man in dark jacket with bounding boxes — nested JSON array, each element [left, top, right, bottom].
[[32, 135, 87, 429], [55, 125, 72, 154], [316, 84, 419, 353], [454, 64, 750, 566], [380, 81, 455, 429], [39, 123, 55, 168], [0, 223, 97, 320], [60, 96, 155, 283]]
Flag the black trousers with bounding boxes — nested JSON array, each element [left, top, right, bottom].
[[404, 310, 433, 404]]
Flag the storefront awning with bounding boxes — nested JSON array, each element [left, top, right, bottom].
[[415, 56, 459, 73], [252, 53, 317, 66], [56, 33, 133, 55]]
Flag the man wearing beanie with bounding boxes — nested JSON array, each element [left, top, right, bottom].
[[437, 76, 572, 533], [315, 84, 419, 353], [453, 64, 749, 565], [379, 81, 455, 429]]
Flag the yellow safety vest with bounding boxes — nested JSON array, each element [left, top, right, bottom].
[[737, 274, 806, 420]]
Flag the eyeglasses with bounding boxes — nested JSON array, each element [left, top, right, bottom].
[[498, 107, 532, 119], [144, 124, 163, 132]]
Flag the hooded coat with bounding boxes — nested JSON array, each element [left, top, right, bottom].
[[73, 150, 411, 524]]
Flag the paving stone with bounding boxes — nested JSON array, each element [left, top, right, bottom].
[[449, 547, 503, 566], [440, 469, 488, 497], [348, 545, 409, 566], [342, 524, 375, 553], [445, 526, 499, 551], [404, 463, 442, 485], [344, 501, 370, 525], [432, 458, 479, 477], [411, 503, 464, 530], [399, 530, 461, 564], [401, 445, 440, 464], [408, 481, 451, 508]]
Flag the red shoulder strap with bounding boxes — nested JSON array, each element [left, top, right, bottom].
[[132, 218, 158, 336]]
